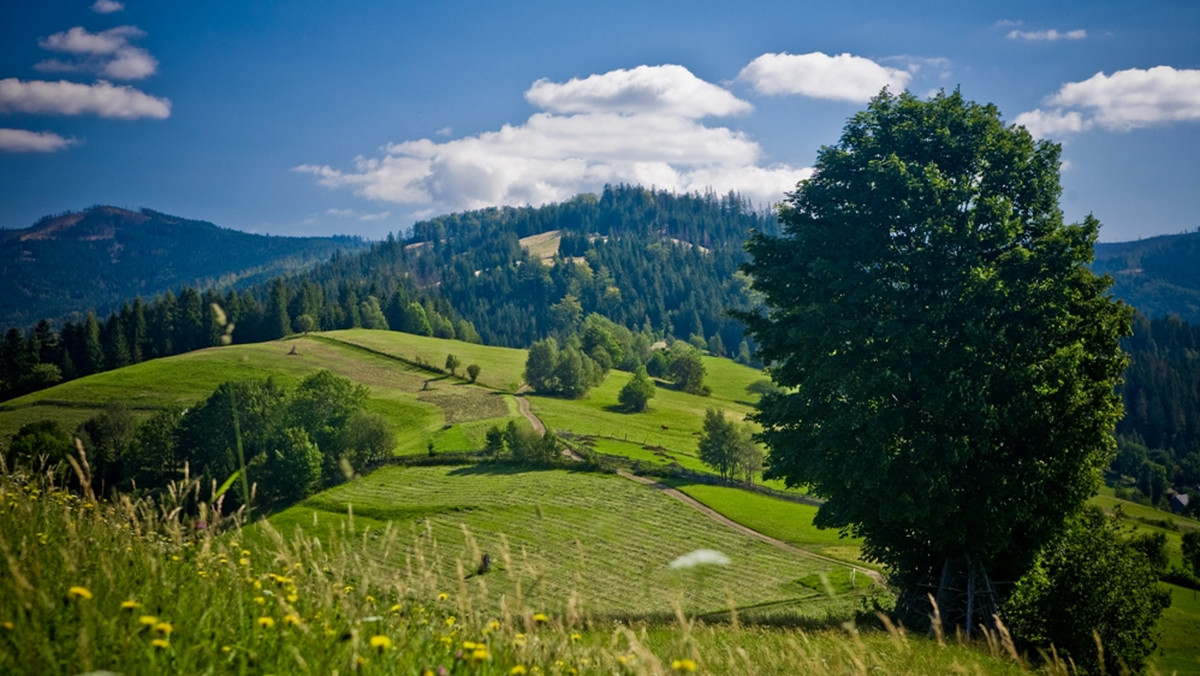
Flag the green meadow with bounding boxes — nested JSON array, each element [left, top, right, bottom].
[[3, 328, 1197, 672], [265, 464, 868, 621]]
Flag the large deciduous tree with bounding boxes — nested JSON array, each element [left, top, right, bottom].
[[736, 90, 1132, 632]]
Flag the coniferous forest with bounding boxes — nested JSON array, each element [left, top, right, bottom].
[[3, 185, 1200, 510]]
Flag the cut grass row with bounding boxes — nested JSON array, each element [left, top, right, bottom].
[[265, 464, 868, 620]]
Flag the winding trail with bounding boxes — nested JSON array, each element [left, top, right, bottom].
[[514, 388, 883, 585], [514, 386, 546, 436]]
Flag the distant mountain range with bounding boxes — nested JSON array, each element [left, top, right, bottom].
[[0, 206, 366, 328], [1094, 231, 1200, 324], [3, 199, 1199, 335]]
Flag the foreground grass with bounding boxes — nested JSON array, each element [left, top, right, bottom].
[[1, 471, 1042, 675]]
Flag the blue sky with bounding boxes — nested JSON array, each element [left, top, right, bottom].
[[1, 1, 1198, 242]]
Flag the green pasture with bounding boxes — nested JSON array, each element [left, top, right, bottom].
[[1090, 486, 1200, 571], [319, 328, 529, 391], [0, 332, 528, 458], [662, 481, 871, 566], [1153, 583, 1200, 675], [265, 464, 866, 620]]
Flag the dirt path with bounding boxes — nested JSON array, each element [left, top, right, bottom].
[[616, 469, 884, 585], [514, 387, 546, 436]]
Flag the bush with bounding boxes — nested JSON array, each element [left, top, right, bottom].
[[1005, 507, 1171, 674]]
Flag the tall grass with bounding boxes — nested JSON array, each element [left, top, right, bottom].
[[1, 463, 1064, 675]]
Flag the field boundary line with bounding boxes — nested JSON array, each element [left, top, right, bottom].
[[616, 468, 885, 586]]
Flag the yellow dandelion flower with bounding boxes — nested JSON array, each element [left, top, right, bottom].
[[509, 667, 528, 676], [151, 638, 169, 650], [230, 541, 239, 548], [239, 558, 250, 566], [283, 614, 301, 627], [153, 622, 173, 636], [390, 604, 403, 613], [241, 549, 251, 557], [437, 592, 448, 601], [342, 585, 354, 594], [570, 632, 581, 642], [257, 616, 275, 629], [369, 634, 392, 651], [293, 562, 302, 570], [532, 612, 549, 624], [254, 595, 266, 605], [221, 645, 231, 653], [366, 595, 375, 604], [67, 586, 93, 601], [171, 555, 180, 562], [617, 655, 627, 665], [671, 658, 697, 672], [438, 635, 453, 646], [139, 615, 159, 627], [120, 600, 141, 611], [286, 593, 299, 603], [445, 616, 456, 627], [488, 619, 501, 630], [471, 647, 489, 662], [462, 640, 478, 650], [1, 621, 13, 631], [356, 656, 368, 668]]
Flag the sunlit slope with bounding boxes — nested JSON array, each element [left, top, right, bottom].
[[0, 330, 525, 455], [265, 464, 867, 620]]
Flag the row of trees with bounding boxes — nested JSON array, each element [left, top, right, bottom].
[[0, 272, 477, 402], [4, 370, 393, 507]]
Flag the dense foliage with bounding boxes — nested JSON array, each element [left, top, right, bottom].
[[3, 370, 392, 507], [738, 90, 1132, 631], [1005, 508, 1170, 674], [1116, 312, 1200, 509], [696, 408, 762, 483]]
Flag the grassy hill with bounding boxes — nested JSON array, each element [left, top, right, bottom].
[[2, 328, 1196, 672]]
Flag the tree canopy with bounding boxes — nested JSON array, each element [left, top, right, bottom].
[[737, 90, 1132, 631]]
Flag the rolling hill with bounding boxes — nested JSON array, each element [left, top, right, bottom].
[[0, 205, 366, 328]]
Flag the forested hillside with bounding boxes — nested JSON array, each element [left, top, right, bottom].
[[1094, 231, 1200, 324], [0, 205, 366, 329], [1116, 312, 1200, 508], [0, 186, 771, 400]]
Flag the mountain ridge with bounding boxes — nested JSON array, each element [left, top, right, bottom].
[[0, 205, 367, 329]]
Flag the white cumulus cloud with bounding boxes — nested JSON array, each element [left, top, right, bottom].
[[297, 65, 810, 215], [0, 78, 171, 119], [91, 0, 125, 13], [1013, 108, 1092, 137], [0, 128, 80, 153], [36, 26, 157, 80], [526, 64, 752, 118], [737, 52, 912, 103], [1006, 28, 1087, 41], [1017, 66, 1200, 138]]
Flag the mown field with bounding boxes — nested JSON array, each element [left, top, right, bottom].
[[265, 464, 871, 622]]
